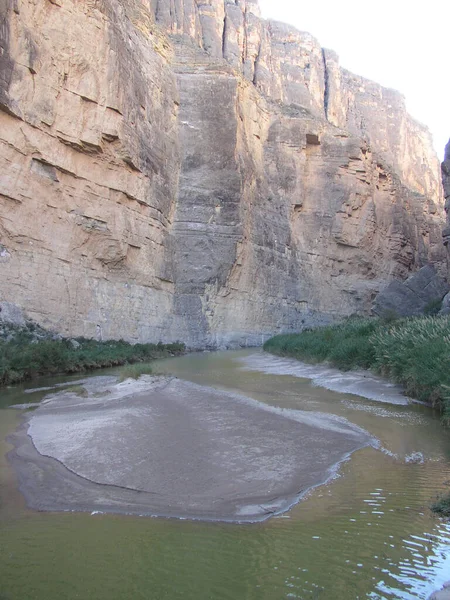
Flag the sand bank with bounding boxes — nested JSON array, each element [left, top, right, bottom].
[[9, 375, 374, 522]]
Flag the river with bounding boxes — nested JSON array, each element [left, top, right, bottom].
[[1, 349, 449, 599]]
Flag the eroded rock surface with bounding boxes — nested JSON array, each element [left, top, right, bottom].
[[373, 265, 449, 317], [443, 140, 450, 256], [0, 301, 26, 326], [0, 0, 446, 347]]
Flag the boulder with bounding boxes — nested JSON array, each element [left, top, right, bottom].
[[0, 301, 26, 327], [440, 292, 450, 316], [373, 265, 449, 317], [428, 580, 450, 600]]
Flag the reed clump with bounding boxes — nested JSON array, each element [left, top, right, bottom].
[[118, 363, 154, 382]]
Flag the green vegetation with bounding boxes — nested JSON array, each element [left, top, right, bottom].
[[423, 298, 443, 316], [118, 362, 154, 382], [431, 491, 450, 517], [0, 323, 185, 386], [264, 316, 450, 421]]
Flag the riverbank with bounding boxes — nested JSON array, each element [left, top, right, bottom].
[[264, 316, 450, 422], [0, 322, 185, 386]]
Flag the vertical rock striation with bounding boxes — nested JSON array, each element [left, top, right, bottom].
[[442, 140, 450, 258], [0, 0, 446, 347], [0, 0, 181, 341]]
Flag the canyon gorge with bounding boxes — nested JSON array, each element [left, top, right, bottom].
[[0, 0, 447, 347]]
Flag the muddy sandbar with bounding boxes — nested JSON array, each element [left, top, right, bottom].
[[9, 376, 374, 522]]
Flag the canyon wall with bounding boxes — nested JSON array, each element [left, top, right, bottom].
[[0, 0, 446, 347], [443, 140, 450, 262]]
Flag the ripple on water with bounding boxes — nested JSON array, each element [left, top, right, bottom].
[[341, 399, 426, 423], [240, 353, 411, 405], [1, 349, 450, 600]]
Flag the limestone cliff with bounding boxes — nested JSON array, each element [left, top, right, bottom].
[[0, 0, 446, 347], [442, 140, 450, 257]]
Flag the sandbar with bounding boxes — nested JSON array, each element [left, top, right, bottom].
[[8, 375, 374, 522]]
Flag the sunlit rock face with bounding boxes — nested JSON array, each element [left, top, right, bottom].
[[0, 0, 446, 348]]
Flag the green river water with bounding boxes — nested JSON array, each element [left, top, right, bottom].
[[1, 349, 449, 599]]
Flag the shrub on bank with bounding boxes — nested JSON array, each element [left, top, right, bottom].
[[264, 316, 450, 420], [0, 324, 185, 386], [431, 492, 450, 517]]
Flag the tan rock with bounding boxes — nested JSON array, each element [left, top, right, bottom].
[[0, 0, 446, 348]]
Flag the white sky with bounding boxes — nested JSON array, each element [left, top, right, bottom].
[[259, 0, 449, 160]]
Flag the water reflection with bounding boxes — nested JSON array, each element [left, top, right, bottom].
[[0, 349, 449, 599]]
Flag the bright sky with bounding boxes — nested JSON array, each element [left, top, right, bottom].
[[259, 0, 449, 160]]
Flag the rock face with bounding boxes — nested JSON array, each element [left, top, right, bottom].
[[0, 301, 26, 327], [439, 139, 450, 314], [0, 0, 446, 348], [373, 265, 449, 317], [443, 140, 450, 256]]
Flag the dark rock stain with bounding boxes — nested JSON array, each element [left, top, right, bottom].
[[0, 0, 14, 114]]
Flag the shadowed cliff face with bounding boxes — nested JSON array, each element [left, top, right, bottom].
[[443, 141, 450, 260], [0, 0, 14, 112], [0, 0, 446, 348]]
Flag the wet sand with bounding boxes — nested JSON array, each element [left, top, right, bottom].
[[9, 375, 374, 522]]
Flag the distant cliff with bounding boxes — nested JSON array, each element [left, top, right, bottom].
[[0, 0, 446, 347]]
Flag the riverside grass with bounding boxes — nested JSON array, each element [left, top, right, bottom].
[[264, 316, 450, 421], [0, 325, 185, 386], [431, 492, 450, 517]]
